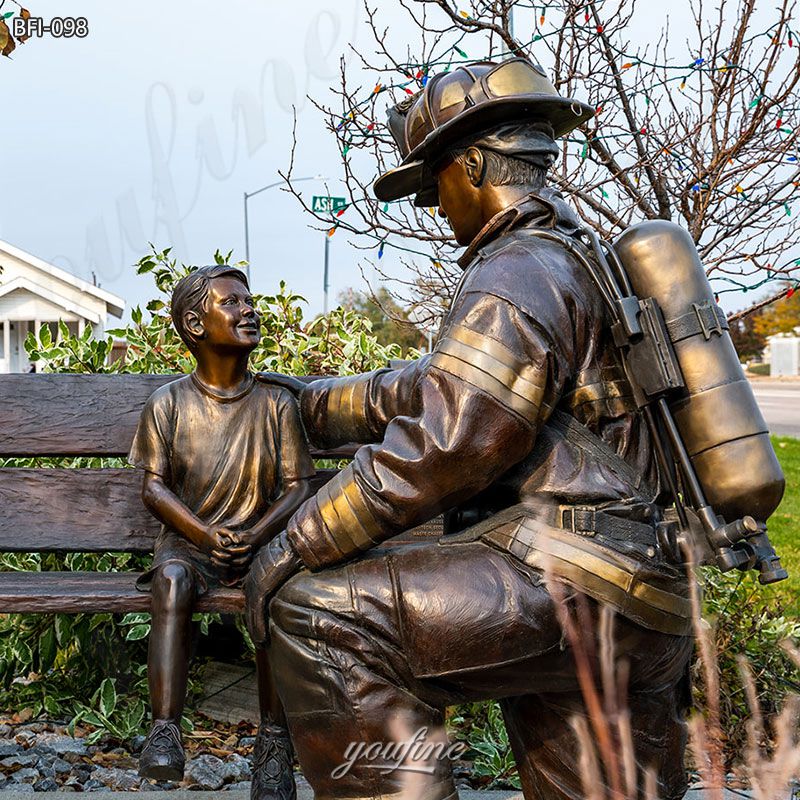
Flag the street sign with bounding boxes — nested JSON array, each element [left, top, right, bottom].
[[312, 195, 347, 214]]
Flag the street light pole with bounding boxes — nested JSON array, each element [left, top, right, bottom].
[[243, 175, 322, 282], [503, 4, 515, 56], [244, 191, 251, 267], [323, 234, 330, 313]]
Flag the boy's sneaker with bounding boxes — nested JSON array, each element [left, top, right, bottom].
[[251, 720, 296, 800], [138, 719, 185, 782]]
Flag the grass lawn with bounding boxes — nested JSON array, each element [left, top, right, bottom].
[[757, 436, 800, 615]]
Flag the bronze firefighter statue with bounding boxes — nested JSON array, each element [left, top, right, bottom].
[[245, 58, 786, 800]]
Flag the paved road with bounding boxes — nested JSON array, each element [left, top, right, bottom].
[[750, 380, 800, 437]]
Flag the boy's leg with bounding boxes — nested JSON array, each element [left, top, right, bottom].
[[139, 561, 195, 781], [250, 644, 296, 800], [255, 647, 285, 725]]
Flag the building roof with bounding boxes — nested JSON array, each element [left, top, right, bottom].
[[0, 239, 125, 318]]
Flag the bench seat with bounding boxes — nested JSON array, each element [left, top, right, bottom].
[[0, 374, 443, 619], [0, 571, 244, 614]]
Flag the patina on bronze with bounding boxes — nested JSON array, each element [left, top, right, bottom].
[[129, 265, 315, 800], [246, 59, 699, 800]]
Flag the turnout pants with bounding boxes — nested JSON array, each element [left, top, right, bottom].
[[268, 538, 693, 800]]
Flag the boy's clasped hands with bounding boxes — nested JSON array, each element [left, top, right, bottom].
[[205, 526, 259, 571]]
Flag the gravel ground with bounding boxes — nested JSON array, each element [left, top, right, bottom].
[[0, 719, 479, 794], [0, 719, 301, 793], [0, 720, 774, 797]]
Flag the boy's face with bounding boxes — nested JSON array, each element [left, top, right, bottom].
[[194, 276, 261, 352]]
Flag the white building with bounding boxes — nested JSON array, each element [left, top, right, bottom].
[[0, 239, 125, 373], [767, 329, 800, 377]]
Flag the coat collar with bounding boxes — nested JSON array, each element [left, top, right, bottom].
[[456, 187, 582, 270]]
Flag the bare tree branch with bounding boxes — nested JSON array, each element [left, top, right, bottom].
[[284, 0, 800, 318]]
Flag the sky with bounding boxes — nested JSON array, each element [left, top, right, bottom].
[[0, 0, 783, 323], [1, 0, 388, 321]]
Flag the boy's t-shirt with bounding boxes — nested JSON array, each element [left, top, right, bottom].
[[130, 373, 315, 534]]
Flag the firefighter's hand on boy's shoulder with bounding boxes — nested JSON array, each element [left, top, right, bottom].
[[254, 371, 306, 397]]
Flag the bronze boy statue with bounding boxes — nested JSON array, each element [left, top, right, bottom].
[[129, 264, 314, 800]]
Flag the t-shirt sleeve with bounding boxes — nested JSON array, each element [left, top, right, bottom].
[[128, 390, 173, 480], [276, 391, 316, 483]]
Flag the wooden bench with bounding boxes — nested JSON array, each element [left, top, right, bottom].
[[0, 373, 439, 618]]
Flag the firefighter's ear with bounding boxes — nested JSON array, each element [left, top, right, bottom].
[[463, 147, 486, 187]]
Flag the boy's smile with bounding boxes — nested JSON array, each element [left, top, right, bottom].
[[199, 276, 261, 351]]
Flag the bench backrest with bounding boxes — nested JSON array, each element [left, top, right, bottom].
[[0, 374, 347, 554]]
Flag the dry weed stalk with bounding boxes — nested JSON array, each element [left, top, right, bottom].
[[738, 653, 800, 800], [546, 572, 629, 800], [544, 556, 800, 800]]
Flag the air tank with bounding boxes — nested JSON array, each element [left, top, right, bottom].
[[613, 220, 785, 523]]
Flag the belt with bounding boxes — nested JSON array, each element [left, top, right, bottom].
[[442, 503, 694, 636], [446, 502, 660, 555], [485, 516, 693, 636], [556, 505, 655, 543]]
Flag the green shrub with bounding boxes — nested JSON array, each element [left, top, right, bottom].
[[696, 568, 800, 769], [25, 247, 405, 377], [448, 702, 521, 790]]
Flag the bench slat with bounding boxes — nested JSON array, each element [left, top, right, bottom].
[[0, 374, 175, 457], [0, 374, 356, 458], [0, 468, 338, 552], [0, 572, 244, 613], [0, 520, 444, 614]]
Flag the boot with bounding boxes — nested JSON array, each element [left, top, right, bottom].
[[138, 718, 185, 782], [250, 720, 296, 800]]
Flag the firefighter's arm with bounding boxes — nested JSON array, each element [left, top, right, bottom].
[[257, 357, 431, 450], [285, 295, 564, 570]]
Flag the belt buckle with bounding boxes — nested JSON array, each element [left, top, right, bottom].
[[559, 505, 596, 537]]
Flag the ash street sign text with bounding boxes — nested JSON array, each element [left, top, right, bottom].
[[312, 195, 347, 214]]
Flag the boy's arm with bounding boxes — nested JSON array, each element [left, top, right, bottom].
[[238, 478, 313, 551], [142, 471, 240, 556]]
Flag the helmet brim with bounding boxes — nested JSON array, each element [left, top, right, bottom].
[[373, 94, 595, 205]]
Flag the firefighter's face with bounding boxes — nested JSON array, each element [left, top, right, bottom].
[[435, 149, 486, 247]]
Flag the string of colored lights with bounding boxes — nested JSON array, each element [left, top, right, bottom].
[[317, 1, 800, 297]]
